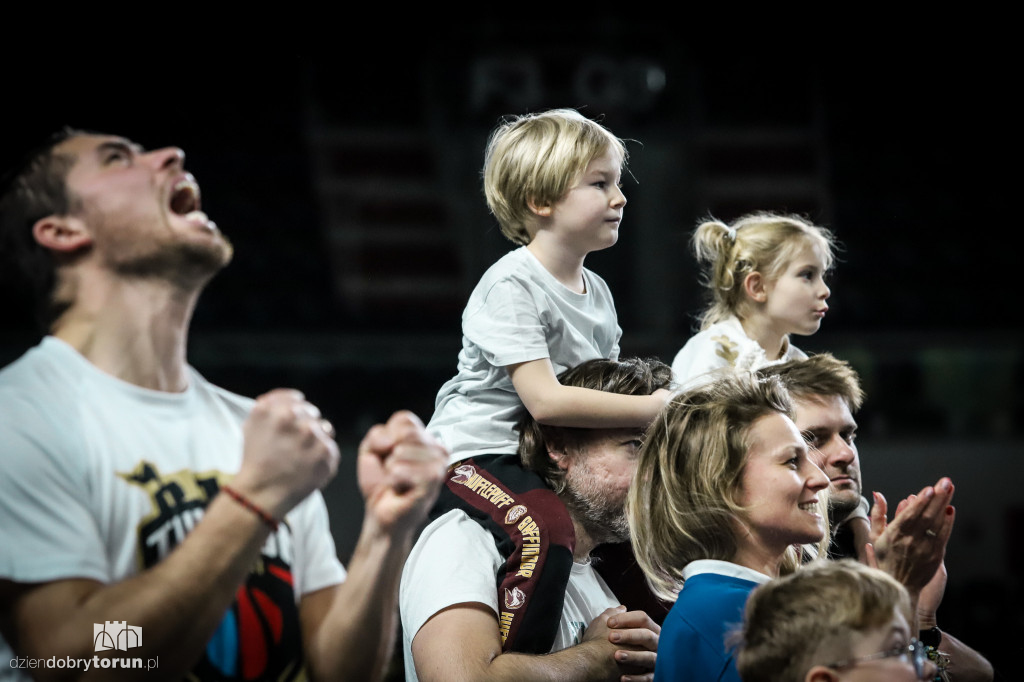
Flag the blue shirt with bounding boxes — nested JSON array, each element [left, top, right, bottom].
[[654, 561, 770, 682]]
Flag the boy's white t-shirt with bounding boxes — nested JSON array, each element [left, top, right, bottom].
[[427, 246, 621, 462], [399, 509, 620, 681]]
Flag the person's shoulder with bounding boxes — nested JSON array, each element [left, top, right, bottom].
[[415, 508, 492, 548], [676, 572, 758, 612], [678, 318, 760, 365], [463, 248, 552, 318], [703, 317, 751, 347], [476, 247, 532, 282], [187, 369, 256, 414], [0, 338, 84, 412], [582, 263, 613, 292], [785, 342, 808, 361], [672, 320, 742, 380], [0, 340, 88, 466], [463, 248, 532, 300], [657, 595, 725, 675]]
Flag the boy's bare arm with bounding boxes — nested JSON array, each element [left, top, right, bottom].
[[508, 359, 670, 428]]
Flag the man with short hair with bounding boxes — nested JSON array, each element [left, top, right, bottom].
[[763, 353, 994, 681], [0, 129, 448, 681], [400, 357, 669, 682]]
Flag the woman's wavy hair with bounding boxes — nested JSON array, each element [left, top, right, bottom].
[[628, 371, 828, 600]]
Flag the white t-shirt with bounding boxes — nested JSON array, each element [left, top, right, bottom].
[[399, 509, 620, 681], [670, 316, 807, 391], [427, 247, 621, 462], [0, 337, 345, 681]]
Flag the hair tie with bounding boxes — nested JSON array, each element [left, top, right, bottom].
[[723, 225, 737, 242]]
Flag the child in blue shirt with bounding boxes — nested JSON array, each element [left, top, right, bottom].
[[428, 109, 670, 462]]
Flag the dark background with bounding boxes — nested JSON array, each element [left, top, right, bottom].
[[2, 30, 1019, 678]]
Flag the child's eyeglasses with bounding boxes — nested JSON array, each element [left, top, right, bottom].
[[828, 638, 930, 679]]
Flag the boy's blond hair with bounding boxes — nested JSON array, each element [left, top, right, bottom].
[[483, 108, 627, 246], [736, 559, 912, 682]]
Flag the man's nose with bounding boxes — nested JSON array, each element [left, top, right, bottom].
[[145, 147, 185, 171], [827, 436, 855, 466]]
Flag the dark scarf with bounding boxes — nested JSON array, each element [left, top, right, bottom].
[[430, 453, 671, 654]]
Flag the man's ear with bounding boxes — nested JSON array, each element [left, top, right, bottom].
[[805, 665, 840, 682], [32, 215, 91, 253], [548, 447, 569, 471], [527, 198, 552, 218], [743, 271, 768, 303]]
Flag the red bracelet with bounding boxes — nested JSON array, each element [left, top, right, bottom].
[[221, 485, 279, 531]]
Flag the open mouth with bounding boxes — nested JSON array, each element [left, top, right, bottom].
[[169, 176, 213, 228], [170, 177, 200, 215], [798, 501, 819, 512]]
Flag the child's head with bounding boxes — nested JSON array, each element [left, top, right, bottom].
[[483, 108, 627, 246], [627, 371, 802, 600], [692, 213, 837, 331], [736, 559, 930, 682]]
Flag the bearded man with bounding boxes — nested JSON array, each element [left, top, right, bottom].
[[399, 357, 671, 682]]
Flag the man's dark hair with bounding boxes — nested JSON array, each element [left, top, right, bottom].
[[0, 127, 84, 331], [516, 357, 673, 492]]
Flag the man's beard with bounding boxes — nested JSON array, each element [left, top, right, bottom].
[[111, 236, 234, 289], [827, 485, 863, 525], [561, 459, 630, 546]]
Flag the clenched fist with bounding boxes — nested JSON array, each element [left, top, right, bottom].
[[232, 389, 341, 520], [356, 411, 448, 536]]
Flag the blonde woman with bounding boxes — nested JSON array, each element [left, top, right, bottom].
[[628, 373, 830, 681]]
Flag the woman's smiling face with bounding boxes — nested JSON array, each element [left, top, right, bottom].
[[734, 411, 829, 564]]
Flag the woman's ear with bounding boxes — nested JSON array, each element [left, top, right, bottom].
[[743, 271, 768, 303]]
